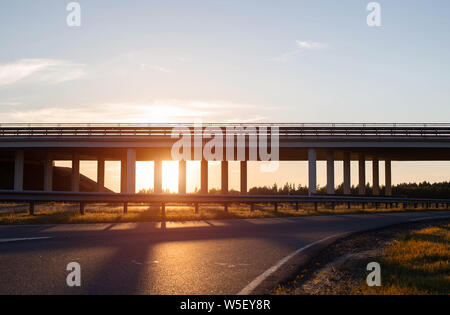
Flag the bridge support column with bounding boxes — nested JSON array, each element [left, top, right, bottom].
[[14, 149, 24, 191], [178, 160, 186, 194], [43, 153, 53, 191], [154, 160, 162, 193], [126, 148, 136, 194], [120, 155, 126, 193], [72, 153, 80, 192], [326, 150, 335, 194], [200, 160, 208, 193], [343, 152, 351, 195], [221, 161, 228, 194], [372, 158, 379, 196], [308, 148, 317, 196], [240, 161, 247, 195], [385, 160, 392, 196], [97, 156, 105, 192], [358, 154, 366, 195]]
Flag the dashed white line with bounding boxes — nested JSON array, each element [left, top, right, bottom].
[[0, 237, 51, 243], [237, 233, 344, 295]]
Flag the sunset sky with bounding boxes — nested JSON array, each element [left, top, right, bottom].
[[2, 1, 450, 191]]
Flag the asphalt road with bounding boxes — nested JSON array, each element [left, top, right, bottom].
[[0, 210, 449, 295]]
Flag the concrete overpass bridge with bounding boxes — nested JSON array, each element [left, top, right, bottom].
[[1, 123, 450, 198]]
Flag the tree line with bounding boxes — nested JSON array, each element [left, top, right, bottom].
[[139, 181, 450, 198]]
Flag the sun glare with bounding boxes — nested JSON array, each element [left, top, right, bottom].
[[162, 161, 179, 193]]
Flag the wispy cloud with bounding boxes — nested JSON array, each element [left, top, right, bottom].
[[140, 64, 171, 73], [272, 40, 328, 62], [295, 40, 328, 50], [0, 100, 22, 107], [0, 59, 85, 86], [0, 100, 277, 123]]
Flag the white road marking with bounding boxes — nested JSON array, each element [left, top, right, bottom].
[[409, 215, 450, 222], [237, 233, 344, 295], [0, 236, 51, 243], [131, 260, 158, 265]]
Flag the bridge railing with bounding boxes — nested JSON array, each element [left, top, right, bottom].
[[1, 123, 450, 137]]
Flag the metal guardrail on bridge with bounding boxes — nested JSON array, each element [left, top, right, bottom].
[[1, 123, 450, 138]]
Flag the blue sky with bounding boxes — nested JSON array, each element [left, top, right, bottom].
[[1, 0, 449, 123], [1, 1, 450, 190]]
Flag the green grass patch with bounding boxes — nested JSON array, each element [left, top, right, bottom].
[[360, 224, 450, 295]]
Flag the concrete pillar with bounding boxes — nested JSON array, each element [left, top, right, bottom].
[[200, 160, 208, 193], [97, 156, 105, 192], [178, 160, 186, 194], [120, 156, 127, 193], [71, 152, 80, 192], [43, 153, 53, 191], [14, 150, 24, 191], [372, 158, 379, 196], [326, 150, 335, 194], [308, 148, 317, 196], [221, 161, 228, 194], [385, 160, 392, 196], [343, 152, 351, 195], [240, 161, 247, 195], [358, 154, 366, 195], [126, 148, 136, 194], [154, 160, 162, 193]]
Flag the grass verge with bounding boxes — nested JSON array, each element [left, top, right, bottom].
[[275, 220, 450, 295], [361, 223, 449, 294], [0, 202, 448, 225]]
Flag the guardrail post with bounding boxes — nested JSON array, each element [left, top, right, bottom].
[[361, 202, 365, 210], [224, 203, 228, 212], [347, 202, 351, 209], [123, 202, 128, 214], [161, 203, 166, 221], [331, 202, 335, 210], [194, 203, 199, 214], [402, 202, 407, 209], [14, 150, 24, 191], [375, 202, 379, 210], [250, 203, 255, 212], [79, 202, 85, 215], [274, 202, 278, 212], [29, 201, 35, 215], [314, 202, 318, 212], [295, 202, 299, 211]]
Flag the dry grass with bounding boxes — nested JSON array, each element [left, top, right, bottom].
[[274, 221, 450, 295], [358, 224, 450, 295], [0, 202, 448, 225]]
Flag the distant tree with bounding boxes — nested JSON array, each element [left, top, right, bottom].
[[139, 181, 450, 197]]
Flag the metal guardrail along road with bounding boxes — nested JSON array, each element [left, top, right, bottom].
[[0, 190, 449, 216]]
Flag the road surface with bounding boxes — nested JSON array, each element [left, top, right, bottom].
[[0, 210, 449, 295]]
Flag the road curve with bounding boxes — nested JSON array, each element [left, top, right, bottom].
[[0, 210, 449, 295]]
